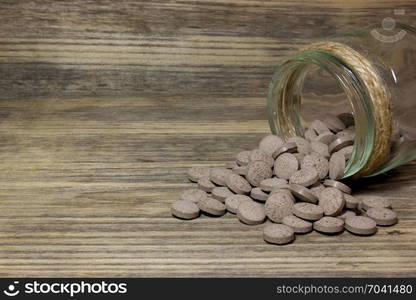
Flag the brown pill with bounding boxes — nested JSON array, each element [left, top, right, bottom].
[[250, 149, 274, 167], [198, 197, 226, 216], [282, 215, 313, 233], [305, 127, 318, 141], [225, 194, 252, 214], [319, 187, 345, 216], [329, 136, 354, 154], [293, 202, 324, 221], [197, 177, 216, 192], [232, 165, 248, 176], [263, 224, 295, 245], [259, 135, 284, 156], [311, 119, 331, 134], [270, 183, 291, 193], [315, 132, 337, 145], [270, 188, 295, 202], [265, 193, 294, 223], [343, 193, 359, 209], [329, 152, 345, 180], [337, 112, 355, 127], [293, 153, 305, 164], [289, 167, 319, 187], [287, 137, 311, 155], [337, 145, 354, 160], [345, 215, 377, 235], [309, 182, 325, 197], [301, 153, 329, 179], [272, 142, 297, 158], [337, 210, 356, 220], [226, 173, 251, 195], [274, 153, 299, 180], [246, 160, 273, 187], [360, 196, 392, 210], [180, 188, 207, 203], [237, 201, 266, 225], [313, 216, 344, 233], [171, 200, 200, 220], [289, 184, 318, 204], [236, 150, 251, 166], [188, 166, 210, 182], [250, 187, 269, 202], [260, 177, 288, 192], [211, 186, 234, 202], [210, 168, 233, 186], [310, 141, 330, 158], [323, 179, 352, 194], [366, 207, 398, 226], [323, 114, 346, 132]]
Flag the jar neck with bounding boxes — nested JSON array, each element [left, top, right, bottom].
[[267, 47, 379, 178]]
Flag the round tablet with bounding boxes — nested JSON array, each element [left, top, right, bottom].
[[289, 167, 319, 187], [236, 150, 251, 166], [315, 132, 336, 145], [293, 202, 324, 221], [311, 119, 331, 134], [313, 217, 344, 234], [310, 141, 330, 158], [250, 187, 269, 202], [265, 193, 294, 223], [309, 183, 325, 197], [305, 127, 318, 141], [337, 112, 355, 127], [282, 215, 313, 233], [274, 153, 299, 180], [345, 215, 377, 235], [250, 149, 274, 167], [237, 201, 266, 225], [343, 194, 359, 209], [180, 188, 207, 203], [211, 186, 234, 202], [329, 136, 354, 154], [232, 165, 248, 176], [329, 152, 345, 180], [293, 153, 305, 164], [289, 184, 318, 204], [259, 135, 284, 156], [263, 224, 295, 245], [171, 200, 200, 220], [270, 183, 291, 193], [272, 142, 297, 158], [360, 196, 392, 210], [323, 114, 346, 132], [301, 153, 329, 179], [210, 168, 233, 186], [246, 160, 272, 187], [226, 173, 251, 195], [260, 177, 288, 192], [337, 145, 353, 160], [198, 197, 226, 216], [225, 194, 252, 214], [188, 166, 210, 182], [366, 207, 398, 226], [197, 177, 216, 192], [323, 179, 352, 194], [287, 137, 311, 155], [337, 210, 356, 220], [318, 187, 345, 216]]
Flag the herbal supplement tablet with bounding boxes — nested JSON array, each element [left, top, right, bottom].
[[236, 150, 251, 166], [210, 168, 233, 186], [226, 173, 251, 195], [198, 197, 226, 216], [305, 127, 318, 141], [270, 183, 291, 193], [250, 149, 274, 167], [263, 224, 295, 245], [272, 142, 297, 158], [225, 194, 252, 214], [318, 187, 345, 216], [265, 193, 294, 223], [315, 132, 336, 145], [180, 188, 207, 203], [329, 136, 354, 154], [260, 177, 288, 192], [293, 153, 305, 164], [309, 183, 325, 197], [366, 207, 398, 226], [289, 184, 318, 204], [337, 210, 356, 220], [198, 177, 216, 192], [289, 167, 319, 187], [233, 165, 248, 176], [259, 135, 284, 156], [345, 215, 377, 235], [188, 166, 210, 182], [301, 153, 329, 180], [246, 160, 272, 187], [310, 141, 330, 158], [343, 194, 359, 209], [323, 179, 352, 194], [270, 188, 295, 202], [287, 137, 311, 155], [293, 202, 324, 221], [336, 145, 354, 160], [211, 187, 234, 202], [329, 152, 345, 180], [171, 200, 200, 220], [237, 201, 266, 225], [360, 196, 392, 210], [313, 217, 344, 234], [337, 112, 355, 127], [282, 215, 313, 233], [274, 153, 299, 180], [311, 119, 331, 134], [250, 187, 269, 202], [323, 114, 346, 132]]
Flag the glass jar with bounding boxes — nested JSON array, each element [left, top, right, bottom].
[[267, 23, 416, 179]]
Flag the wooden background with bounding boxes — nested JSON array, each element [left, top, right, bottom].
[[0, 0, 415, 277]]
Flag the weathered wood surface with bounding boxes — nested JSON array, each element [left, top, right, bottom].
[[0, 0, 415, 277]]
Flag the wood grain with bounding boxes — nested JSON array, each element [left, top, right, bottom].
[[0, 0, 415, 277]]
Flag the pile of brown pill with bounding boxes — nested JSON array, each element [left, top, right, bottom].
[[171, 113, 399, 245]]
